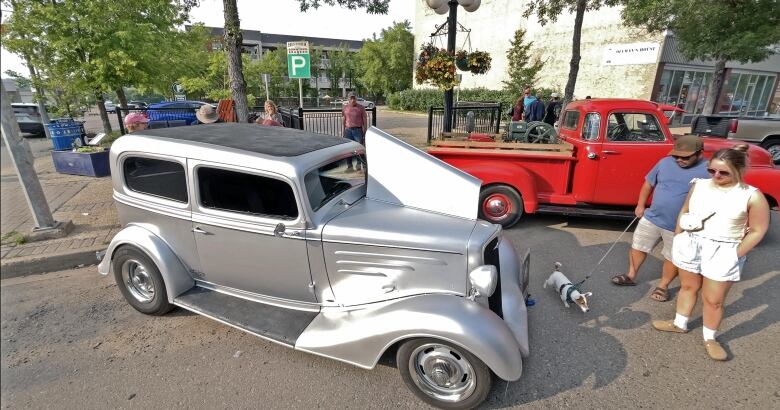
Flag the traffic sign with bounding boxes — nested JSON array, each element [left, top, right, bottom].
[[286, 41, 311, 79]]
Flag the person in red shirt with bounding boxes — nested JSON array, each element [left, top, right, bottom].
[[342, 91, 367, 171]]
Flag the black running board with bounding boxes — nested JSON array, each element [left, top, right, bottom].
[[536, 204, 635, 219], [174, 287, 319, 346]]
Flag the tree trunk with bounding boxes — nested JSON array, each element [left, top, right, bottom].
[[562, 0, 587, 112], [702, 58, 727, 115], [115, 87, 128, 109], [223, 0, 249, 123], [95, 91, 113, 134]]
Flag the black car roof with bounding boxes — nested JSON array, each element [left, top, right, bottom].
[[142, 123, 349, 157]]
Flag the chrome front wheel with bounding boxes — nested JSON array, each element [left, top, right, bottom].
[[112, 246, 172, 316], [397, 338, 492, 409], [121, 259, 155, 303]]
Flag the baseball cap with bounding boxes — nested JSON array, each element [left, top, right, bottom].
[[551, 93, 559, 98], [347, 91, 356, 98], [669, 135, 703, 156], [123, 112, 149, 126]]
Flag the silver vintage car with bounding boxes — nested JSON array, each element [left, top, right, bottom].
[[99, 123, 530, 409]]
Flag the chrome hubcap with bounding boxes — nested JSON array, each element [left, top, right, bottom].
[[409, 343, 476, 403], [484, 194, 510, 220], [121, 259, 155, 303]]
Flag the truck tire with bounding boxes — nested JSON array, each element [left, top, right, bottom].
[[397, 338, 492, 410], [112, 246, 173, 316], [479, 185, 523, 228], [760, 138, 779, 165]]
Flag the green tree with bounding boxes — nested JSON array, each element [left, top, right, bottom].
[[620, 0, 780, 114], [296, 0, 389, 14], [327, 44, 356, 98], [502, 28, 545, 97], [523, 0, 619, 110], [357, 21, 414, 99]]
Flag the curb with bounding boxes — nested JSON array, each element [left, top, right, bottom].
[[0, 245, 106, 279]]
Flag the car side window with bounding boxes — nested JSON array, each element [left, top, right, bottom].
[[562, 110, 580, 130], [197, 167, 298, 220], [581, 113, 600, 141], [606, 113, 665, 142], [123, 157, 188, 203]]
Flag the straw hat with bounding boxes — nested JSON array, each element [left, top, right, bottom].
[[196, 104, 219, 124]]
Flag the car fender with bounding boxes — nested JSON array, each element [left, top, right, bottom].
[[744, 167, 780, 208], [458, 162, 539, 213], [98, 224, 194, 302], [295, 294, 524, 381]]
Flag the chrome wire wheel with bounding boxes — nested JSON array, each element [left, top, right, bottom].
[[121, 259, 155, 303], [408, 343, 477, 403]]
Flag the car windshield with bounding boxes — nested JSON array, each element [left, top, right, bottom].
[[305, 154, 366, 211]]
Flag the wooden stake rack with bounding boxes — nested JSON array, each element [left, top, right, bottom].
[[432, 132, 574, 156]]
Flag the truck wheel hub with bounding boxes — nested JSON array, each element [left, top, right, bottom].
[[484, 194, 511, 219]]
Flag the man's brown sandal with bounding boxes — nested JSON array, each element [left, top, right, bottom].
[[652, 320, 688, 333], [650, 287, 669, 302], [704, 340, 728, 361]]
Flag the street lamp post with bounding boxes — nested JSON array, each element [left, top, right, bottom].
[[425, 0, 482, 133]]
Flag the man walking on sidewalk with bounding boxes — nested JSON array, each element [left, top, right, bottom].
[[611, 135, 709, 302], [342, 91, 367, 171]]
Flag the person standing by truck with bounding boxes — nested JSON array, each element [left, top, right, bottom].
[[342, 91, 367, 171], [653, 144, 770, 361], [526, 92, 545, 122], [611, 135, 709, 303], [543, 93, 561, 126]]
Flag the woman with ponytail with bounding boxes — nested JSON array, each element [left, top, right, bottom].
[[652, 144, 770, 361]]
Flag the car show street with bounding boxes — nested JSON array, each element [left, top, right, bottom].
[[2, 215, 778, 409]]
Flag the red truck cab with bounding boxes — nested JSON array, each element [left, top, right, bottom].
[[428, 99, 779, 227]]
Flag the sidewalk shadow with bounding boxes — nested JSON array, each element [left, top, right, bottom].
[[482, 214, 654, 407]]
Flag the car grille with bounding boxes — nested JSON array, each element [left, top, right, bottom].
[[484, 238, 502, 318]]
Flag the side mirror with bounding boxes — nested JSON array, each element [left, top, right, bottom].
[[274, 223, 286, 237]]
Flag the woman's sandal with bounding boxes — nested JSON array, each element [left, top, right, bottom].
[[652, 320, 689, 333], [611, 274, 636, 286], [649, 287, 669, 302]]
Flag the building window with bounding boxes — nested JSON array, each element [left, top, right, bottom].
[[655, 67, 712, 125], [719, 71, 776, 116]]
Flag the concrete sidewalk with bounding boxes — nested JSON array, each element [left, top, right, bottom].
[[1, 152, 120, 278]]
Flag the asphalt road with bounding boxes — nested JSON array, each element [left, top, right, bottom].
[[2, 214, 778, 409]]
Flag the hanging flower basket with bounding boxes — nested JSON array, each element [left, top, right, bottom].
[[467, 50, 492, 75], [416, 43, 459, 90], [455, 50, 470, 71]]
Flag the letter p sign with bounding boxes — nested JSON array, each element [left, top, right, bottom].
[[287, 53, 311, 79]]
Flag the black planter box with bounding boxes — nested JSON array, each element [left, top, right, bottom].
[[51, 150, 110, 177]]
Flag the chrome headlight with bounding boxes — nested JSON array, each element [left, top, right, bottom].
[[468, 265, 497, 299]]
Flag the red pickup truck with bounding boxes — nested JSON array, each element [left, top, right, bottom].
[[428, 99, 780, 227]]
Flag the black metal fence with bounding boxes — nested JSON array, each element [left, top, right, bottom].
[[279, 106, 377, 137], [116, 105, 377, 138], [427, 102, 503, 144]]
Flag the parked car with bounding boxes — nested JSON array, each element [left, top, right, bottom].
[[428, 99, 780, 227], [146, 100, 214, 125], [127, 101, 149, 109], [342, 97, 375, 109], [104, 101, 116, 113], [99, 124, 530, 409], [11, 103, 45, 137], [690, 115, 780, 164]]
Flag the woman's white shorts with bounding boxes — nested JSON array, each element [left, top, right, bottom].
[[672, 232, 744, 282]]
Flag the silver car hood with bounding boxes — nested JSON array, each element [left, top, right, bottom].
[[364, 127, 481, 220], [322, 198, 476, 254]]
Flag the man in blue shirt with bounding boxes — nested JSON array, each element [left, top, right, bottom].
[[611, 135, 709, 302], [526, 92, 545, 122]]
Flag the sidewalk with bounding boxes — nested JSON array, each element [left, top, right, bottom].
[[1, 153, 120, 278]]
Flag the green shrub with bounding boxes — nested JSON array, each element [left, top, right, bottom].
[[389, 87, 562, 113]]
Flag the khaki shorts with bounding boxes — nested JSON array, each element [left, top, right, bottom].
[[672, 232, 744, 282], [631, 217, 674, 261]]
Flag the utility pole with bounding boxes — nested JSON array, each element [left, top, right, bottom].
[[0, 81, 55, 229]]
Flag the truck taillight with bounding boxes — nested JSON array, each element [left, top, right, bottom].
[[728, 119, 738, 134]]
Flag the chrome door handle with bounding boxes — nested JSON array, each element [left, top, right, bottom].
[[382, 283, 396, 293], [192, 226, 210, 234], [602, 150, 619, 154], [587, 152, 598, 159]]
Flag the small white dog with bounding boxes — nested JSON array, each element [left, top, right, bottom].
[[543, 262, 592, 313]]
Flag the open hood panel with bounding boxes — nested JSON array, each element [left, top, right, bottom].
[[365, 127, 481, 220]]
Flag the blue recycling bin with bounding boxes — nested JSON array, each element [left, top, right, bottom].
[[47, 118, 84, 151]]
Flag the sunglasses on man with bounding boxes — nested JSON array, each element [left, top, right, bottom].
[[672, 151, 699, 161]]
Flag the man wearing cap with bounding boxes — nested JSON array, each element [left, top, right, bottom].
[[123, 112, 149, 134], [611, 135, 709, 302], [543, 93, 561, 126], [342, 91, 367, 171]]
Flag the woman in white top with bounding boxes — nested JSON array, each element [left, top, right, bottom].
[[652, 144, 770, 361]]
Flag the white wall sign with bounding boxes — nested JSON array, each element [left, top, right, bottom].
[[602, 43, 660, 66]]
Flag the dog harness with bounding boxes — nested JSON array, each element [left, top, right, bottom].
[[558, 282, 579, 304]]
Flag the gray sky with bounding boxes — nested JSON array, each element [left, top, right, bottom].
[[1, 0, 414, 78]]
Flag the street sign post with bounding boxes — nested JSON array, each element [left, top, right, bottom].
[[287, 41, 310, 108], [261, 73, 270, 101]]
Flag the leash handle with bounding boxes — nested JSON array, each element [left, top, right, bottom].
[[580, 216, 639, 283]]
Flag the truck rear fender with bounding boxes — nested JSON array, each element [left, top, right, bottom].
[[744, 168, 780, 209], [97, 224, 194, 302], [295, 294, 524, 381], [457, 163, 539, 213]]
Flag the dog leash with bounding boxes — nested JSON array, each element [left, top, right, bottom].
[[573, 216, 639, 288]]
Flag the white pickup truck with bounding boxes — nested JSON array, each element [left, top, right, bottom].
[[691, 115, 780, 164]]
